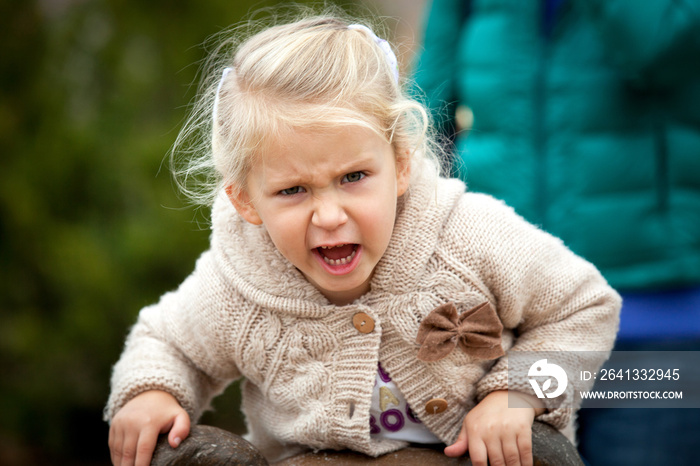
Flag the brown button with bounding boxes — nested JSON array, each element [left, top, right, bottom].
[[425, 398, 448, 415], [352, 312, 375, 334]]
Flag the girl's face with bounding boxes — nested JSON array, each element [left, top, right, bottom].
[[228, 125, 411, 305]]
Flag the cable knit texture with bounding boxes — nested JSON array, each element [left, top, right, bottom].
[[105, 168, 621, 462]]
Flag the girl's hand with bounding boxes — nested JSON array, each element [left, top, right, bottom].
[[108, 390, 190, 466], [444, 390, 545, 466]]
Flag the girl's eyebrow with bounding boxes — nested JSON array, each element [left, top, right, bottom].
[[266, 153, 379, 190], [335, 153, 378, 173]]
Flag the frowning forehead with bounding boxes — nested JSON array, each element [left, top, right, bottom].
[[262, 153, 376, 190], [251, 126, 393, 192]]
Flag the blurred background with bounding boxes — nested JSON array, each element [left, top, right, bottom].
[[0, 1, 425, 464]]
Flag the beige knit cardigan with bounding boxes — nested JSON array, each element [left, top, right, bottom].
[[105, 169, 621, 462]]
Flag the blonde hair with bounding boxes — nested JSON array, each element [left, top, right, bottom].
[[172, 6, 445, 206]]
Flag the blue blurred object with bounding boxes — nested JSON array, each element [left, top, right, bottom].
[[578, 406, 699, 466], [616, 287, 700, 340], [579, 290, 700, 465]]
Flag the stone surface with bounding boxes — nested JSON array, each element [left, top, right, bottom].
[[151, 425, 268, 466], [151, 421, 584, 466], [275, 423, 584, 465]]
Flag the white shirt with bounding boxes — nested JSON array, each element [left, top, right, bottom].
[[369, 364, 442, 443]]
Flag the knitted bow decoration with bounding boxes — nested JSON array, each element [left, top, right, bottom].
[[416, 302, 505, 362]]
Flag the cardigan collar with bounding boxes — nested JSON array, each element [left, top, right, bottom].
[[210, 162, 466, 318]]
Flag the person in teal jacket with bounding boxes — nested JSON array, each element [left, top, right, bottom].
[[413, 0, 700, 464]]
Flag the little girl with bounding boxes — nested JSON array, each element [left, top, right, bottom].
[[106, 9, 621, 466]]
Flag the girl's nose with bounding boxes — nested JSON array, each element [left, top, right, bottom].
[[311, 196, 348, 230]]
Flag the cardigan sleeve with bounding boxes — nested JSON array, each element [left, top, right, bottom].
[[573, 0, 700, 86], [104, 250, 242, 423], [445, 193, 621, 430]]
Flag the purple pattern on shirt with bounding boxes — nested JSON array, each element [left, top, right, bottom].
[[378, 363, 392, 383], [372, 363, 424, 435]]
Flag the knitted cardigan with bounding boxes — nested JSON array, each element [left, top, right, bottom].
[[105, 168, 621, 462]]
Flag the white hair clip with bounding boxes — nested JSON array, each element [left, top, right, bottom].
[[348, 24, 399, 83], [213, 66, 233, 123]]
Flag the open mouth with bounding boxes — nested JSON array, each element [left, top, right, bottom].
[[317, 244, 358, 266]]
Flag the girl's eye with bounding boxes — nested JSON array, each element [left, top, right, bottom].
[[343, 172, 366, 183], [279, 186, 305, 196]]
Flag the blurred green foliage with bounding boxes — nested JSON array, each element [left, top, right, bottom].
[[0, 1, 374, 464]]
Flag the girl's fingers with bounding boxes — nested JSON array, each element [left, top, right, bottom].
[[134, 427, 160, 466], [108, 424, 120, 465], [501, 430, 521, 466], [444, 437, 468, 457], [517, 431, 534, 466], [483, 437, 507, 466], [467, 438, 489, 466], [444, 422, 468, 457], [168, 411, 191, 448], [119, 428, 140, 466]]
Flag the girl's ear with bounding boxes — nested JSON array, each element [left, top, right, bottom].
[[396, 149, 411, 197], [226, 185, 263, 225]]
